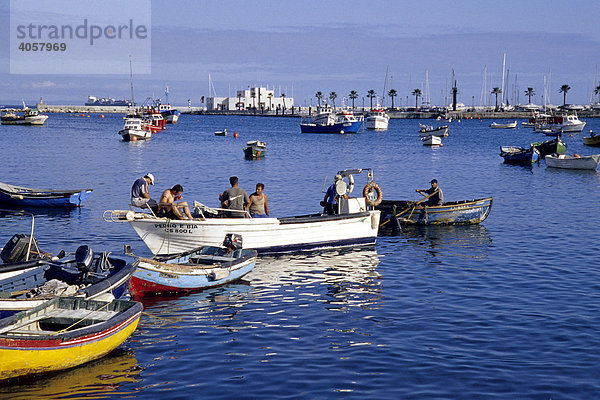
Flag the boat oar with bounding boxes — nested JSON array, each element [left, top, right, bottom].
[[380, 191, 437, 227]]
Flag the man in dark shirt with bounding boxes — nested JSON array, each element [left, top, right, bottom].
[[416, 179, 444, 206], [219, 176, 249, 218]]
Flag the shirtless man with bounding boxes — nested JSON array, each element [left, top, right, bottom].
[[158, 184, 193, 220]]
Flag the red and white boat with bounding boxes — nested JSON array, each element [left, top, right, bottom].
[[530, 112, 586, 133], [142, 108, 166, 132], [366, 109, 390, 130]]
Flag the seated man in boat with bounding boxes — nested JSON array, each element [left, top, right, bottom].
[[219, 176, 249, 218], [131, 173, 158, 213], [416, 179, 444, 206], [246, 183, 269, 217], [158, 184, 193, 220]]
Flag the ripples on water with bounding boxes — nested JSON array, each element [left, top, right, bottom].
[[1, 115, 599, 398]]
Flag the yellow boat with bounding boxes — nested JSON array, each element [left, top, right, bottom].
[[0, 297, 142, 381]]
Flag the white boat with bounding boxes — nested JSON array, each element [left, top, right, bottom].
[[490, 121, 517, 129], [422, 135, 442, 146], [104, 169, 381, 255], [545, 154, 600, 170], [532, 112, 586, 133], [1, 108, 48, 125], [118, 117, 151, 142], [366, 109, 389, 130], [214, 129, 227, 136], [419, 124, 449, 137]]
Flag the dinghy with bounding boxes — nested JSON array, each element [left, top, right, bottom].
[[545, 154, 600, 170]]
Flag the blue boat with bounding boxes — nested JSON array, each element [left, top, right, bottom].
[[0, 245, 138, 318], [300, 111, 363, 134], [499, 146, 540, 165], [377, 197, 493, 234], [129, 234, 257, 296], [0, 181, 92, 207]]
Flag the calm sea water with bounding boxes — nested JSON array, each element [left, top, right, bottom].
[[1, 113, 599, 399]]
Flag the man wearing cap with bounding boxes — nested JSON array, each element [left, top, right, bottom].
[[131, 173, 158, 212], [322, 174, 344, 215], [416, 179, 444, 206]]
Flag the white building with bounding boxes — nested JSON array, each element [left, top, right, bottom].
[[207, 87, 293, 111]]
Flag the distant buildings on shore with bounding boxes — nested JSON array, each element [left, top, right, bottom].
[[207, 86, 293, 112]]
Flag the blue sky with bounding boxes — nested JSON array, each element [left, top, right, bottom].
[[1, 0, 600, 107]]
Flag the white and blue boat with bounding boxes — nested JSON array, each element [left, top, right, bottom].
[[158, 86, 181, 123], [300, 111, 364, 134], [0, 181, 92, 208], [129, 234, 257, 296]]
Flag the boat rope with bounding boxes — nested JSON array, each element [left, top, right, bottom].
[[141, 311, 178, 323], [52, 300, 112, 335]]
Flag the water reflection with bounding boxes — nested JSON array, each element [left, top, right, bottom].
[[400, 224, 492, 260], [0, 349, 141, 399]]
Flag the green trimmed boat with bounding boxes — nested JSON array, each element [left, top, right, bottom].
[[531, 137, 566, 159]]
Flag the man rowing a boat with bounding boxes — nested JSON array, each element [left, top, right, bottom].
[[416, 179, 444, 206]]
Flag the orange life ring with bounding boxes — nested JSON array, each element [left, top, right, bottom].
[[363, 182, 383, 206]]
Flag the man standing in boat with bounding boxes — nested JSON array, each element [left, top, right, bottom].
[[131, 173, 158, 212], [416, 179, 444, 206], [322, 174, 347, 215], [219, 176, 249, 218]]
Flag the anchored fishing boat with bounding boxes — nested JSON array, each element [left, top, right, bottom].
[[377, 197, 493, 234], [0, 181, 92, 208], [129, 234, 257, 296], [0, 244, 138, 318], [118, 117, 152, 142], [490, 121, 517, 129], [300, 111, 364, 134], [104, 169, 381, 255], [418, 124, 449, 137], [0, 297, 142, 381], [531, 137, 567, 159], [545, 153, 600, 170], [1, 108, 48, 125], [366, 109, 390, 130], [500, 146, 539, 165], [243, 140, 266, 159]]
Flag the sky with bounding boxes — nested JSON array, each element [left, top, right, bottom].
[[1, 0, 600, 107]]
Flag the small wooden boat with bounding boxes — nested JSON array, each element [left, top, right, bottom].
[[531, 137, 567, 159], [419, 124, 449, 137], [376, 197, 493, 234], [129, 234, 257, 297], [0, 245, 138, 318], [500, 146, 539, 165], [0, 297, 142, 381], [545, 153, 600, 170], [214, 129, 227, 136], [583, 132, 600, 147], [0, 181, 93, 208], [243, 140, 267, 159], [422, 135, 442, 146], [490, 121, 517, 129]]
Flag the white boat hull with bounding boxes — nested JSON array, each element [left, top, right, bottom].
[[1, 115, 48, 125], [546, 154, 600, 170], [119, 128, 151, 142], [113, 210, 380, 255], [366, 115, 389, 130], [422, 135, 442, 146], [419, 126, 449, 137]]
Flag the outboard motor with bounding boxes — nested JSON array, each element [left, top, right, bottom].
[[222, 233, 243, 253], [75, 245, 94, 276], [1, 234, 39, 263]]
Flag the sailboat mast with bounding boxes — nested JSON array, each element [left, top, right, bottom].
[[500, 53, 506, 105], [129, 55, 135, 107], [382, 66, 389, 107]]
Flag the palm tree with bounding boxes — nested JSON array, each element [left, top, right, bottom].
[[349, 90, 358, 109], [412, 89, 422, 109], [524, 87, 535, 104], [251, 91, 256, 113], [559, 84, 571, 105], [281, 93, 286, 112], [267, 93, 273, 110], [315, 91, 323, 107], [491, 87, 502, 111], [367, 90, 376, 110], [388, 89, 397, 110], [329, 91, 337, 109], [594, 85, 600, 103]]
